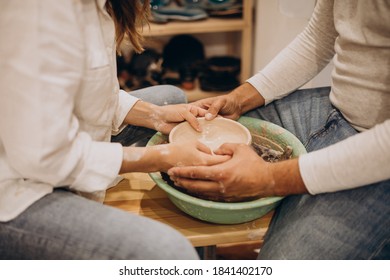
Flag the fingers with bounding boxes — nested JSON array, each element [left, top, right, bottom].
[[180, 109, 201, 132], [194, 141, 231, 164], [214, 143, 236, 156], [196, 97, 231, 120], [214, 142, 254, 157], [170, 177, 222, 195], [196, 141, 213, 154], [189, 105, 208, 118], [190, 98, 213, 110], [179, 104, 212, 132], [207, 154, 231, 165], [203, 98, 225, 120], [168, 165, 219, 181], [168, 165, 227, 198]]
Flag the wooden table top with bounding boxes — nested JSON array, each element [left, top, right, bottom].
[[104, 172, 273, 247]]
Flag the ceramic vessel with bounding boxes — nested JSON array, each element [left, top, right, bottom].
[[147, 116, 307, 224], [169, 117, 252, 151]]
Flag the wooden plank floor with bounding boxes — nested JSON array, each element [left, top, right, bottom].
[[104, 173, 272, 250]]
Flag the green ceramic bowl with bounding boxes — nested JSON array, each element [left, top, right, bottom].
[[147, 116, 306, 224]]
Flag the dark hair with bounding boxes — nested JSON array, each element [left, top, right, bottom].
[[105, 0, 150, 53]]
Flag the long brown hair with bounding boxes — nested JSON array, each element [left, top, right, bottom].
[[105, 0, 150, 53]]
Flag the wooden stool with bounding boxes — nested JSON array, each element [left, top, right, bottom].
[[104, 172, 273, 259]]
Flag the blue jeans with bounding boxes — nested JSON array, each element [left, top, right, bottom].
[[245, 87, 390, 259], [0, 85, 198, 259]]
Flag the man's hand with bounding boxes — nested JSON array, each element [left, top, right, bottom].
[[191, 82, 265, 121], [168, 143, 308, 200], [167, 143, 273, 200]]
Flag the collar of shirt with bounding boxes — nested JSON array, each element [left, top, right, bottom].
[[96, 0, 110, 18]]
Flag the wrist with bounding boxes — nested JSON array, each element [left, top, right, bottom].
[[120, 145, 170, 174], [230, 82, 265, 114], [268, 158, 308, 196], [124, 100, 159, 129]]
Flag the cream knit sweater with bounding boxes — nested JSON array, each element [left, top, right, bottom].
[[247, 0, 390, 194]]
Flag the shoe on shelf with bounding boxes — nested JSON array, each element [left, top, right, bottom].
[[151, 7, 208, 22], [176, 0, 239, 10], [149, 0, 208, 23], [199, 56, 241, 92], [162, 35, 205, 88], [149, 11, 169, 23]]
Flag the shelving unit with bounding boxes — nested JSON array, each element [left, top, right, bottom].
[[141, 0, 254, 102]]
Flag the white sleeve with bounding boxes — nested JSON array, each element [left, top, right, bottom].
[[299, 120, 390, 194], [247, 0, 337, 104], [111, 89, 139, 135], [0, 0, 122, 193]]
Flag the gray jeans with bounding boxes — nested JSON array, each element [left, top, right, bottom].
[[246, 87, 390, 259], [0, 85, 199, 260]]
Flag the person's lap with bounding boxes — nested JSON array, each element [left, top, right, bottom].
[[0, 189, 198, 259], [0, 85, 198, 259], [245, 87, 390, 259]]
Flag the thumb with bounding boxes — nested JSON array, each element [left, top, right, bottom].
[[205, 99, 225, 120], [214, 143, 236, 156]]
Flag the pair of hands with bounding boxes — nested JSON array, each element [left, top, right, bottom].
[[153, 82, 261, 133], [125, 83, 306, 199], [155, 91, 243, 131], [154, 89, 276, 200], [168, 143, 274, 201]]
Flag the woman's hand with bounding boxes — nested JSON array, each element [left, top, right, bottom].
[[152, 104, 208, 134], [158, 141, 231, 172], [124, 101, 208, 134], [120, 141, 231, 174]]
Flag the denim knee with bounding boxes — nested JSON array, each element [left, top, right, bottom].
[[129, 84, 187, 105], [160, 85, 187, 104]]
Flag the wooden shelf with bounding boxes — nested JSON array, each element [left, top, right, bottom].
[[142, 17, 248, 37], [141, 0, 254, 101]]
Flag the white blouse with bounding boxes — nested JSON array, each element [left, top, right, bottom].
[[0, 0, 138, 221]]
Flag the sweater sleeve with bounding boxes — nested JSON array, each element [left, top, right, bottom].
[[299, 120, 390, 194], [246, 0, 390, 194], [247, 0, 337, 104]]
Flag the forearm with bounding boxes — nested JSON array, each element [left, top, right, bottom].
[[120, 145, 169, 174], [123, 100, 160, 130], [269, 158, 308, 196], [230, 82, 265, 114], [120, 142, 229, 174], [247, 0, 336, 104]]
